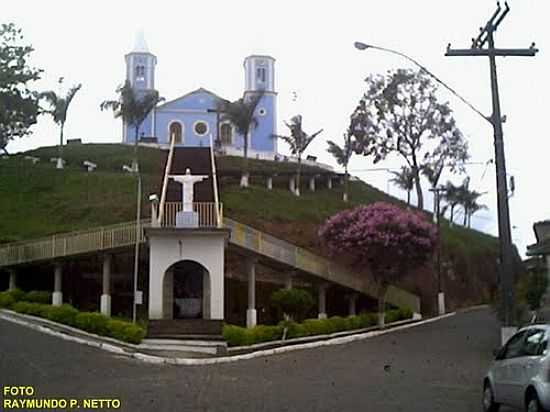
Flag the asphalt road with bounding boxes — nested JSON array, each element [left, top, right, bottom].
[[0, 308, 509, 412]]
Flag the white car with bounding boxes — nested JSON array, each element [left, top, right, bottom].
[[483, 324, 550, 412]]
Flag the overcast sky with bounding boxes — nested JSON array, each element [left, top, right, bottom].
[[4, 0, 548, 257]]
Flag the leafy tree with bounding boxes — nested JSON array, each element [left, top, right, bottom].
[[319, 202, 436, 326], [350, 68, 468, 210], [218, 91, 264, 188], [275, 115, 323, 196], [327, 132, 353, 202], [0, 23, 42, 155], [100, 80, 163, 171], [271, 288, 314, 322], [40, 83, 82, 169], [390, 166, 415, 206]]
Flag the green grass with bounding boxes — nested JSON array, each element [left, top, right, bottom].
[[0, 143, 499, 263]]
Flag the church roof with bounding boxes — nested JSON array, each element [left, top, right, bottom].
[[130, 30, 151, 54], [156, 88, 228, 110]]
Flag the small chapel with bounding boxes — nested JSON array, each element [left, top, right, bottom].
[[123, 33, 278, 159]]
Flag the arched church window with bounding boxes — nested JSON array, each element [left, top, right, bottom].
[[220, 123, 232, 145], [169, 122, 182, 144], [257, 67, 266, 83]]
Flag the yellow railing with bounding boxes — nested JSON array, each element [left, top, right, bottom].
[[0, 220, 150, 267], [157, 202, 222, 228]]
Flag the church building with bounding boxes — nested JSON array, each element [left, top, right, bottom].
[[123, 34, 278, 158]]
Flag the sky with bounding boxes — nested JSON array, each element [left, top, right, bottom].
[[4, 0, 549, 257]]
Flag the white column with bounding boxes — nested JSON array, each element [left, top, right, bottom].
[[348, 293, 358, 316], [52, 263, 63, 306], [8, 270, 16, 291], [289, 177, 295, 194], [285, 273, 293, 289], [318, 284, 328, 319], [309, 177, 315, 192], [246, 258, 257, 328], [267, 176, 273, 190], [100, 254, 112, 317], [327, 177, 332, 190], [437, 292, 446, 315]]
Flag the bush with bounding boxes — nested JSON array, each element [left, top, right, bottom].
[[398, 307, 413, 319], [385, 309, 401, 324], [248, 325, 283, 344], [223, 325, 248, 347], [75, 312, 109, 335], [106, 319, 146, 344], [271, 288, 314, 321], [12, 301, 48, 317], [24, 290, 52, 304], [357, 312, 377, 328], [6, 288, 25, 302], [42, 304, 79, 326], [0, 292, 15, 308]]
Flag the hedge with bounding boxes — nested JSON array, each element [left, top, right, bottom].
[[24, 290, 52, 304], [3, 298, 145, 344], [223, 308, 414, 347]]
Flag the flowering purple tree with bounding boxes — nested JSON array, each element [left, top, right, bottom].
[[319, 202, 437, 326]]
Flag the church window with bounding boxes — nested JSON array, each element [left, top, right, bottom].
[[220, 123, 232, 144], [135, 65, 145, 81], [169, 122, 182, 144], [257, 67, 266, 83], [194, 121, 209, 136]]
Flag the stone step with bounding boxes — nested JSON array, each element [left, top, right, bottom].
[[147, 319, 223, 338]]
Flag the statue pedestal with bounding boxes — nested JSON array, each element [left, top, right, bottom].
[[176, 211, 199, 228]]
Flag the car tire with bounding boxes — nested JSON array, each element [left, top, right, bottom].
[[526, 391, 547, 412], [482, 382, 500, 412]]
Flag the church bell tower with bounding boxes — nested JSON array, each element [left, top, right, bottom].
[[125, 31, 157, 93]]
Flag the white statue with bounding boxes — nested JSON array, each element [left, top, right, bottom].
[[169, 168, 208, 212]]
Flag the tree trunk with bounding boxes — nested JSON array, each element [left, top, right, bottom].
[[413, 168, 423, 209], [343, 166, 349, 202], [241, 129, 249, 188], [432, 185, 438, 224], [406, 190, 410, 206], [450, 204, 455, 227], [295, 156, 302, 196], [377, 282, 389, 328], [463, 207, 468, 226], [132, 126, 139, 172], [56, 124, 65, 169]]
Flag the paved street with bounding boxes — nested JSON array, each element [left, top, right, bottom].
[[0, 308, 510, 412]]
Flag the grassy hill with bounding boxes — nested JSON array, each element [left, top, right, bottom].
[[1, 143, 500, 313]]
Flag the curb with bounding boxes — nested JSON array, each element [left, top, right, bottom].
[[0, 309, 456, 366]]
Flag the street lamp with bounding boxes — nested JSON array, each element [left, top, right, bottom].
[[353, 42, 490, 124]]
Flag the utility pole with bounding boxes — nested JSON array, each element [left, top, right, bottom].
[[430, 187, 445, 315], [446, 2, 538, 341]]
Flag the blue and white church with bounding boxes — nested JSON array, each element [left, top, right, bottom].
[[123, 34, 278, 158]]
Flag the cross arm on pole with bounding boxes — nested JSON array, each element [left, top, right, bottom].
[[446, 48, 539, 57]]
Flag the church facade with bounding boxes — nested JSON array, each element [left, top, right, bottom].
[[123, 35, 278, 158]]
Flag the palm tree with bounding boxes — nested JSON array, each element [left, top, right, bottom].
[[327, 133, 353, 202], [40, 83, 82, 169], [100, 81, 163, 171], [442, 180, 462, 226], [217, 91, 264, 188], [390, 166, 415, 206], [461, 189, 487, 228], [421, 161, 445, 222], [274, 115, 323, 196]]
